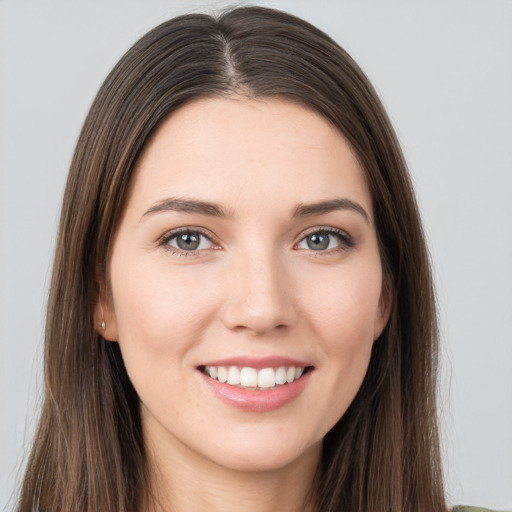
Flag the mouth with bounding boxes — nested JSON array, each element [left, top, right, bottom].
[[198, 364, 314, 390]]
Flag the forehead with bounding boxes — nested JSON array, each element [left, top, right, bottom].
[[128, 96, 372, 218]]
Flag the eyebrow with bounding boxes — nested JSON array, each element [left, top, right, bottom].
[[142, 196, 369, 223], [142, 197, 231, 219], [293, 198, 369, 223]]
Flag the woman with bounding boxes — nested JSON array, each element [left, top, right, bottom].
[[14, 6, 493, 512]]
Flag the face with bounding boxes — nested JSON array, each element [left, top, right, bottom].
[[99, 97, 390, 474]]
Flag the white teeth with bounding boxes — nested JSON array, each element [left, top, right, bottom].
[[227, 366, 240, 385], [217, 366, 228, 383], [204, 364, 308, 389], [240, 367, 258, 387], [257, 368, 276, 388], [275, 366, 287, 385]]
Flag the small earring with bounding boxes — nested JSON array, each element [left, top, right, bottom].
[[99, 302, 106, 331]]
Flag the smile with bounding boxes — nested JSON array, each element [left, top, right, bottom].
[[200, 365, 311, 389], [197, 357, 314, 411]]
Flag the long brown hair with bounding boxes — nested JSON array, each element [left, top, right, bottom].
[[17, 6, 445, 511]]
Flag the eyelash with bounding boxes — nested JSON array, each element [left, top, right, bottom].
[[296, 227, 355, 254], [158, 227, 218, 257], [158, 226, 355, 257]]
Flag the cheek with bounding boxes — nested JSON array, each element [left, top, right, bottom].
[[299, 266, 382, 419], [109, 259, 222, 364], [107, 262, 223, 421], [305, 266, 382, 347]]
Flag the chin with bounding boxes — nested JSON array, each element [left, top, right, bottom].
[[202, 434, 322, 474]]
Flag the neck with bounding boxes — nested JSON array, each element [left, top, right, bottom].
[[143, 424, 320, 512]]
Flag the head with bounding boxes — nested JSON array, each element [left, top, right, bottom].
[[20, 6, 443, 512]]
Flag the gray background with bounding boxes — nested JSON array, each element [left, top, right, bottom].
[[1, 0, 511, 510]]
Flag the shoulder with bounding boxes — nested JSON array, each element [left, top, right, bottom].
[[453, 506, 503, 512]]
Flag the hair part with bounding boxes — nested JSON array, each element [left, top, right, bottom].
[[17, 6, 445, 512]]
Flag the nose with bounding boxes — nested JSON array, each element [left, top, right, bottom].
[[221, 248, 297, 336]]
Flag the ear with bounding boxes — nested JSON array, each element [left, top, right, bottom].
[[94, 268, 119, 341], [373, 276, 393, 341]]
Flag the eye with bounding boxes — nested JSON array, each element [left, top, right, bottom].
[[161, 229, 215, 254], [296, 228, 353, 252]]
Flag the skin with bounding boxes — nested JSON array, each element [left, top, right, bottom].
[[97, 97, 391, 512]]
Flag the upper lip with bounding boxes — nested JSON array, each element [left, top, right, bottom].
[[198, 356, 313, 370]]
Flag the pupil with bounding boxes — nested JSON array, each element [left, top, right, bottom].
[[177, 232, 200, 250], [307, 233, 329, 251]]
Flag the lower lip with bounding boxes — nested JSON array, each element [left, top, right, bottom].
[[199, 370, 312, 412]]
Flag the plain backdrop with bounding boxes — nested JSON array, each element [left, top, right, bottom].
[[1, 1, 511, 510]]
